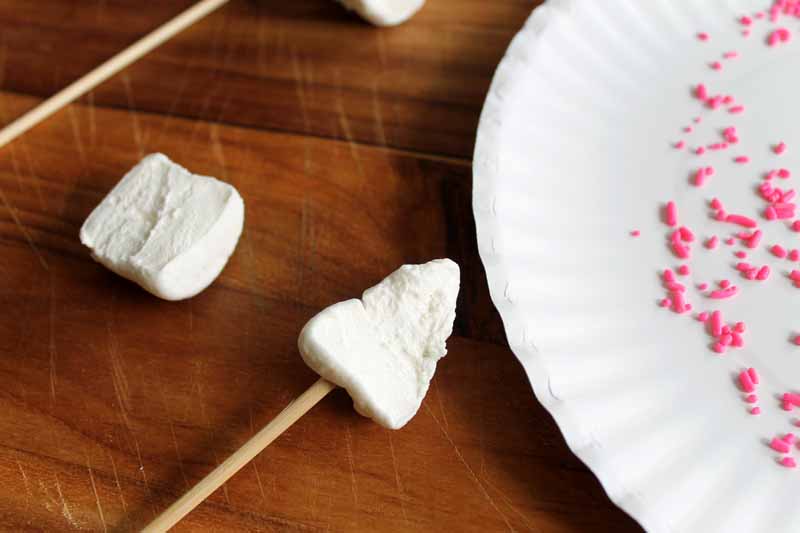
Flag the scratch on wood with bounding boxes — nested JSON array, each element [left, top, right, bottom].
[[343, 426, 359, 506], [482, 475, 539, 533], [376, 31, 388, 67], [0, 184, 48, 270], [66, 106, 87, 166], [16, 459, 32, 508], [49, 272, 57, 401], [334, 69, 364, 179], [371, 80, 387, 147], [120, 73, 145, 158], [53, 474, 80, 529], [249, 408, 267, 503], [424, 404, 515, 532], [156, 374, 189, 489], [18, 141, 46, 210], [86, 91, 97, 147], [209, 123, 228, 181], [107, 451, 127, 513], [387, 434, 409, 526], [432, 379, 449, 430], [87, 460, 108, 533]]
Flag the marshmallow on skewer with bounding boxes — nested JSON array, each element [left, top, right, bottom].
[[336, 0, 425, 26], [80, 153, 244, 301], [299, 259, 460, 429]]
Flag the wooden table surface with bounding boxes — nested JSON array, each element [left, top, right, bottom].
[[0, 1, 643, 531]]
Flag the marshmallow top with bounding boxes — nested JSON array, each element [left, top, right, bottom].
[[337, 0, 425, 26], [299, 259, 459, 429], [80, 153, 244, 300]]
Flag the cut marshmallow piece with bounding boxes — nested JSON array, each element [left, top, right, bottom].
[[299, 259, 460, 429], [337, 0, 425, 26], [80, 153, 244, 301]]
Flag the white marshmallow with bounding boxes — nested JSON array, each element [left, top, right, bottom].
[[299, 259, 459, 429], [80, 153, 244, 301], [337, 0, 425, 26]]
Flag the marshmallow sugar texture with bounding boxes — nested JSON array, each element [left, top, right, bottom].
[[80, 153, 244, 301], [299, 259, 460, 429]]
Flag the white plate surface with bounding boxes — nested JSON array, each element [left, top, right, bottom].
[[473, 1, 800, 531]]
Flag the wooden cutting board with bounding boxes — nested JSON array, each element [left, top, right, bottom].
[[0, 1, 641, 531]]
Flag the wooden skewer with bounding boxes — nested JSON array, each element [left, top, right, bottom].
[[0, 0, 229, 149], [143, 378, 336, 532]]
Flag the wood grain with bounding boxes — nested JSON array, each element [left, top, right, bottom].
[[0, 1, 642, 531]]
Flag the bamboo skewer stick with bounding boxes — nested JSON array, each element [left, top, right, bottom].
[[0, 0, 229, 149], [142, 378, 336, 532]]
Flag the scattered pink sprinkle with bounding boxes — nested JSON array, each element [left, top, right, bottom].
[[684, 126, 693, 133], [775, 142, 787, 155], [698, 32, 710, 41], [710, 286, 738, 299], [677, 265, 690, 276], [778, 168, 791, 179], [790, 249, 800, 261], [697, 311, 709, 322], [737, 323, 747, 334], [794, 335, 800, 346], [710, 61, 723, 71], [725, 237, 736, 246], [631, 230, 640, 237], [693, 116, 702, 124], [663, 269, 676, 283], [743, 29, 751, 37], [659, 298, 671, 308], [732, 332, 744, 348], [675, 140, 685, 150], [696, 146, 706, 156], [695, 83, 708, 100], [746, 230, 763, 249], [740, 15, 752, 26], [756, 265, 771, 281], [739, 369, 756, 393], [679, 226, 695, 242], [698, 283, 709, 291], [746, 394, 758, 404], [710, 310, 723, 337], [766, 206, 778, 220], [705, 236, 719, 249], [772, 438, 792, 454], [710, 198, 723, 210], [665, 201, 678, 227], [734, 155, 750, 164], [723, 51, 739, 59], [793, 221, 800, 232], [781, 457, 797, 468], [672, 241, 690, 259], [769, 28, 792, 47], [725, 214, 757, 228], [729, 105, 745, 114], [734, 251, 748, 259], [713, 342, 727, 354], [719, 279, 731, 289], [751, 406, 761, 415], [772, 244, 788, 258]]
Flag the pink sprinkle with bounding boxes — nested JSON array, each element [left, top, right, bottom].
[[672, 241, 690, 259], [723, 51, 739, 59], [671, 290, 687, 314], [794, 335, 800, 346], [720, 333, 733, 346], [698, 32, 710, 41], [772, 244, 788, 258], [725, 237, 736, 246], [743, 29, 751, 37], [793, 221, 800, 232], [755, 12, 765, 20], [708, 95, 724, 109], [766, 206, 778, 220], [679, 227, 695, 242], [710, 287, 738, 299], [665, 201, 677, 227], [736, 322, 746, 334], [778, 168, 791, 179], [715, 210, 727, 221], [659, 298, 671, 308], [705, 236, 719, 249], [734, 251, 748, 259], [693, 117, 702, 124], [697, 311, 709, 321], [746, 230, 763, 249], [731, 333, 744, 347], [710, 310, 723, 337], [734, 155, 750, 164], [736, 262, 752, 272], [729, 105, 745, 114], [756, 265, 771, 280], [790, 270, 800, 281], [775, 142, 787, 155], [739, 370, 756, 392], [698, 282, 709, 291], [666, 281, 686, 292], [696, 146, 706, 155], [747, 367, 758, 384], [719, 279, 731, 289], [663, 269, 676, 283], [722, 325, 732, 335], [710, 61, 722, 71], [781, 457, 797, 468], [712, 342, 727, 354], [677, 265, 690, 276], [784, 401, 793, 411], [694, 168, 707, 186], [710, 198, 723, 210], [791, 249, 800, 261], [750, 406, 761, 415], [785, 393, 800, 407], [631, 230, 640, 237], [771, 438, 792, 454], [695, 84, 708, 100], [725, 214, 757, 228], [675, 140, 685, 150], [683, 126, 693, 133], [740, 15, 752, 26], [784, 433, 797, 445], [745, 394, 757, 403]]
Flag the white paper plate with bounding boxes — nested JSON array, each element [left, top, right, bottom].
[[474, 1, 800, 531]]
